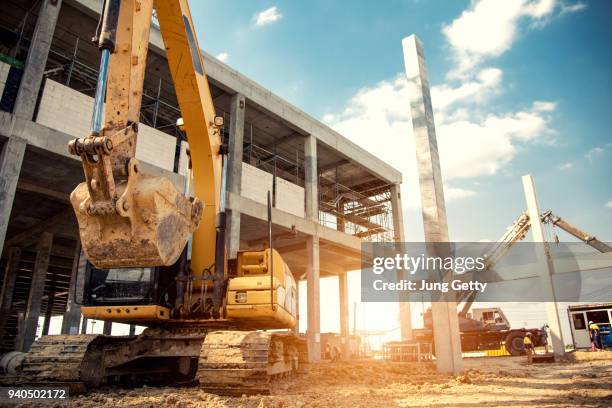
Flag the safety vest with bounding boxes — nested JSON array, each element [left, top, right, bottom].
[[523, 336, 532, 345], [589, 323, 599, 331]]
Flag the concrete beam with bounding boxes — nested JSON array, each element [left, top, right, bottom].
[[338, 272, 349, 359], [0, 111, 185, 189], [403, 35, 462, 374], [522, 174, 565, 358], [0, 136, 27, 257], [226, 93, 245, 259], [4, 208, 73, 249], [0, 247, 21, 340], [227, 192, 362, 252], [13, 0, 63, 120], [306, 235, 320, 361], [61, 244, 84, 335], [304, 135, 318, 221], [18, 232, 53, 351], [390, 183, 412, 341]]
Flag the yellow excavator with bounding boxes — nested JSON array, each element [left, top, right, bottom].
[[15, 0, 306, 394]]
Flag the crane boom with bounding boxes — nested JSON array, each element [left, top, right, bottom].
[[541, 211, 612, 253], [458, 209, 610, 316]]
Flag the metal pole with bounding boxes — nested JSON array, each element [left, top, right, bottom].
[[66, 36, 79, 87], [152, 77, 162, 128], [90, 49, 110, 134]]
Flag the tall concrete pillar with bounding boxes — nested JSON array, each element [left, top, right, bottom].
[[338, 272, 350, 358], [0, 137, 27, 257], [522, 175, 565, 358], [18, 232, 53, 351], [61, 245, 85, 334], [306, 236, 320, 361], [304, 135, 318, 221], [103, 321, 112, 335], [226, 93, 245, 259], [0, 247, 21, 339], [390, 183, 412, 341], [402, 35, 463, 374], [13, 0, 63, 120]]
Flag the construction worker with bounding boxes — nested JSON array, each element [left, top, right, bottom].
[[524, 332, 534, 364], [589, 321, 604, 351]]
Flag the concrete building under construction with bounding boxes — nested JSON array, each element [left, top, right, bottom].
[[0, 0, 407, 360]]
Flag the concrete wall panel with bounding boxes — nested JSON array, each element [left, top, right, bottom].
[[35, 79, 176, 171], [275, 176, 305, 218]]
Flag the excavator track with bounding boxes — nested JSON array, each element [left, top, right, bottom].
[[16, 334, 104, 392], [198, 331, 304, 395], [4, 330, 306, 396]]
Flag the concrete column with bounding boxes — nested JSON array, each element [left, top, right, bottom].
[[13, 0, 63, 120], [42, 291, 55, 336], [304, 135, 318, 221], [338, 272, 349, 359], [103, 321, 112, 335], [0, 137, 27, 257], [402, 35, 463, 374], [522, 174, 565, 358], [61, 245, 85, 334], [0, 247, 21, 339], [306, 235, 320, 361], [226, 93, 245, 259], [129, 324, 136, 336], [292, 273, 300, 335], [390, 183, 412, 341], [80, 317, 88, 334], [18, 232, 53, 351]]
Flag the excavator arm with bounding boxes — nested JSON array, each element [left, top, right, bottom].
[[68, 0, 223, 279], [67, 0, 231, 319]]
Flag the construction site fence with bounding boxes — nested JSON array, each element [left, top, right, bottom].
[[382, 342, 433, 363]]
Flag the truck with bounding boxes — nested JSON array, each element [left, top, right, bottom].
[[414, 307, 547, 355]]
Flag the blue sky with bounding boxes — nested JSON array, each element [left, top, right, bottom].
[[191, 0, 611, 244], [182, 1, 612, 339]]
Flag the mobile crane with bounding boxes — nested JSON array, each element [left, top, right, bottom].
[[13, 0, 306, 394], [416, 210, 610, 355]]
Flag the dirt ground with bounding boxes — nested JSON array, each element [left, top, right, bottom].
[[23, 351, 612, 408]]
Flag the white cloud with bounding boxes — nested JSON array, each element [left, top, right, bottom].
[[533, 100, 556, 112], [558, 162, 573, 170], [446, 187, 477, 200], [321, 0, 580, 214], [606, 200, 612, 209], [585, 146, 604, 162], [442, 0, 563, 76], [216, 52, 229, 62], [431, 68, 502, 112], [324, 74, 555, 207], [254, 6, 282, 27], [560, 2, 587, 15]]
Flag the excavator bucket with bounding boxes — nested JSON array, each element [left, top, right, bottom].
[[70, 160, 202, 269]]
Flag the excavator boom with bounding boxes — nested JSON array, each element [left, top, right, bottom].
[[68, 0, 223, 273]]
